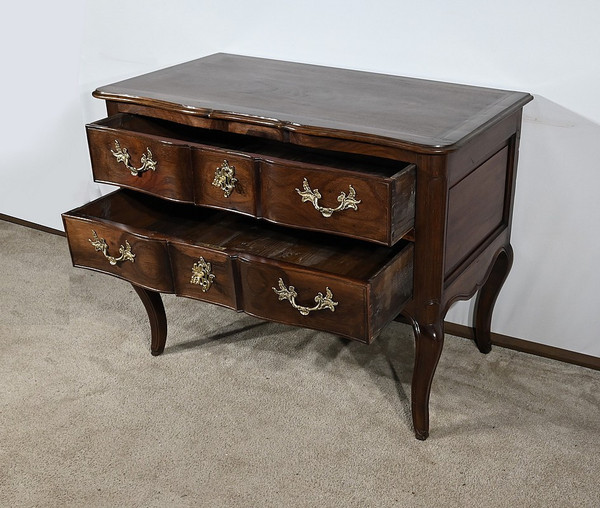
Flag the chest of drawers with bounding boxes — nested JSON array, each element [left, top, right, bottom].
[[63, 54, 532, 439]]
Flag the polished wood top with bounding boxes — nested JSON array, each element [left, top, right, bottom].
[[94, 53, 532, 153]]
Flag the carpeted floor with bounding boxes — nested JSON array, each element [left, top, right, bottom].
[[1, 218, 599, 507]]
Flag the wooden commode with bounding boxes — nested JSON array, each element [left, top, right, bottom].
[[63, 54, 532, 439]]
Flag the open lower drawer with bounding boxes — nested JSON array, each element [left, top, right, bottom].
[[86, 113, 415, 246], [62, 190, 413, 343]]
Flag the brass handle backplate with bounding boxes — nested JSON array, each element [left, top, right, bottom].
[[89, 230, 135, 266], [190, 257, 215, 292], [111, 139, 157, 176], [212, 159, 238, 198], [272, 278, 338, 316], [295, 178, 361, 218]]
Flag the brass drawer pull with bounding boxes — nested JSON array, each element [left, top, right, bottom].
[[190, 257, 215, 292], [212, 159, 238, 198], [295, 178, 361, 218], [111, 139, 157, 176], [272, 278, 338, 316], [89, 230, 135, 265]]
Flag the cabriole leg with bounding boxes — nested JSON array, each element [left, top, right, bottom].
[[131, 284, 167, 356], [410, 318, 444, 440], [473, 245, 513, 354]]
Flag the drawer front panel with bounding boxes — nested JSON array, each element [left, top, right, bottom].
[[86, 124, 194, 202], [260, 161, 392, 244], [63, 190, 414, 344], [63, 217, 173, 292], [238, 259, 368, 342], [86, 115, 415, 245], [192, 148, 258, 216], [169, 242, 238, 309]]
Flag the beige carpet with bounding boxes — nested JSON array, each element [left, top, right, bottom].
[[1, 219, 599, 507]]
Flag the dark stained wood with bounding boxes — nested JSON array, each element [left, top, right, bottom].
[[260, 159, 414, 245], [400, 153, 449, 440], [131, 284, 167, 356], [87, 115, 195, 203], [192, 148, 258, 216], [63, 190, 413, 344], [62, 190, 408, 272], [87, 112, 414, 246], [168, 241, 238, 310], [446, 111, 522, 187], [62, 212, 174, 293], [474, 245, 513, 353], [239, 259, 369, 342], [442, 233, 510, 313], [105, 100, 120, 116], [106, 102, 288, 142], [445, 146, 509, 275], [390, 166, 417, 245], [409, 319, 444, 441], [93, 53, 532, 153], [66, 55, 533, 439], [368, 245, 414, 339]]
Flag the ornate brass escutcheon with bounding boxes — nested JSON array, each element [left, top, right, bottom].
[[295, 178, 361, 218], [89, 230, 135, 266], [272, 278, 338, 316], [212, 159, 238, 198], [110, 139, 157, 176], [190, 257, 215, 292]]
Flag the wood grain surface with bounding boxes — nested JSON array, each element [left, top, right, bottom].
[[94, 53, 532, 152], [63, 190, 413, 343]]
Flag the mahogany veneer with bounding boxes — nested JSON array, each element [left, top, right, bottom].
[[63, 54, 532, 439]]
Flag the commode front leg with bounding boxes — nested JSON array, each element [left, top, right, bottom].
[[131, 284, 167, 356], [409, 317, 444, 440]]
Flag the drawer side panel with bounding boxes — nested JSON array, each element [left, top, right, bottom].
[[390, 164, 416, 244], [368, 244, 414, 342]]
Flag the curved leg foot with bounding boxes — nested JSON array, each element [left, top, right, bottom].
[[131, 284, 167, 356], [409, 318, 444, 440], [474, 245, 513, 354]]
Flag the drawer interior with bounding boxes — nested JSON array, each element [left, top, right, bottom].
[[91, 114, 410, 179], [69, 189, 411, 281]]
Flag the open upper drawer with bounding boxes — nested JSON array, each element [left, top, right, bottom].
[[86, 113, 415, 246], [62, 190, 413, 344]]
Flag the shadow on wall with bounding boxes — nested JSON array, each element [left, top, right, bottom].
[[446, 95, 600, 358]]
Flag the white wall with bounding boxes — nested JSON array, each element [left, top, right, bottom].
[[2, 0, 599, 357]]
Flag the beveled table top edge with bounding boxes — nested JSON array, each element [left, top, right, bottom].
[[94, 53, 533, 154]]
